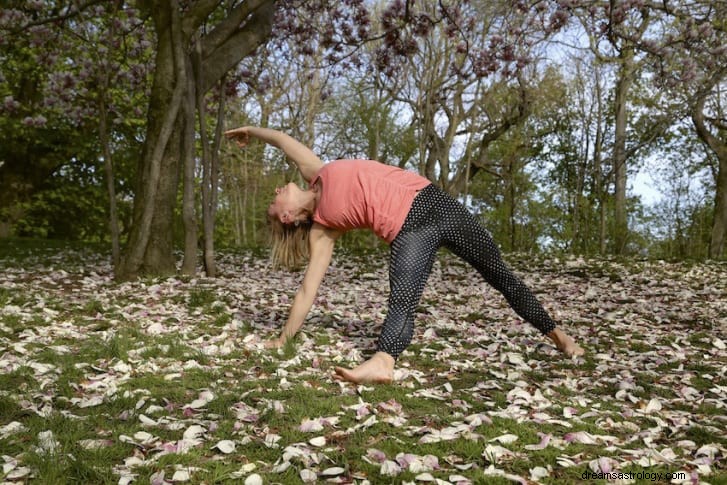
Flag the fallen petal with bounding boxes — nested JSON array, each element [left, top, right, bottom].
[[300, 469, 317, 483], [182, 425, 205, 440], [171, 469, 191, 482], [490, 434, 518, 444], [309, 436, 326, 447], [381, 460, 402, 476], [321, 467, 345, 476], [530, 466, 549, 481], [244, 473, 263, 485], [524, 433, 551, 451], [213, 440, 236, 454]]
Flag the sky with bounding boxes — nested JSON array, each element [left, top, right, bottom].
[[633, 168, 663, 205]]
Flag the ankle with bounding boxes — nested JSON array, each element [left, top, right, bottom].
[[373, 351, 396, 366], [548, 329, 573, 349]]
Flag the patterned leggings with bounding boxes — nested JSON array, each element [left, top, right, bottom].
[[377, 184, 557, 358]]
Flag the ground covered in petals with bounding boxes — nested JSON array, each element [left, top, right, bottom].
[[0, 240, 725, 484]]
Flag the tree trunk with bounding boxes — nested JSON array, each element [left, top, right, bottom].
[[239, 160, 247, 245], [200, 76, 226, 277], [117, 4, 185, 280], [593, 69, 607, 255], [99, 90, 121, 270], [181, 56, 198, 276], [612, 48, 634, 255], [97, 11, 122, 269], [710, 158, 727, 258], [692, 88, 727, 259], [117, 0, 276, 280]]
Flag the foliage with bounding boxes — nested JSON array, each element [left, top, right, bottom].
[[0, 2, 152, 242], [641, 126, 717, 260], [0, 0, 725, 262]]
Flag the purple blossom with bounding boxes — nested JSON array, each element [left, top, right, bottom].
[[20, 115, 47, 127], [3, 96, 20, 112]]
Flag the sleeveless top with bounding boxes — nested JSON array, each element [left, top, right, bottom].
[[310, 159, 431, 243]]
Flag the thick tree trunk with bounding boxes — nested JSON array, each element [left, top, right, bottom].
[[710, 159, 727, 258], [692, 89, 727, 259], [117, 3, 186, 280], [117, 0, 276, 280], [145, 132, 183, 273]]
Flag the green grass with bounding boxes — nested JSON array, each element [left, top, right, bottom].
[[1, 241, 725, 484]]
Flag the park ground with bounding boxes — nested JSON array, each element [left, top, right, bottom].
[[0, 239, 725, 484]]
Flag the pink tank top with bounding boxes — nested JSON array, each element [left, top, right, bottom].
[[310, 160, 431, 243]]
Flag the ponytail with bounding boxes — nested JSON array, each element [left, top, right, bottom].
[[268, 216, 312, 270]]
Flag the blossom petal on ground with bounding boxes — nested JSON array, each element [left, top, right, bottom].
[[524, 433, 551, 450], [212, 440, 236, 454], [244, 474, 263, 485], [490, 434, 518, 445], [300, 469, 317, 482]]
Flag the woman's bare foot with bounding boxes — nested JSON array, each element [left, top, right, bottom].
[[334, 352, 395, 384], [547, 329, 585, 357]]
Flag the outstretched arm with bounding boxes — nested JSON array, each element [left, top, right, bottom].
[[267, 224, 341, 348], [225, 126, 323, 182]]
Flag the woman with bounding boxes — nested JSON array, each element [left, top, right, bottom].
[[225, 126, 584, 384]]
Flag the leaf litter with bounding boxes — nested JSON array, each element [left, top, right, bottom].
[[0, 249, 725, 483]]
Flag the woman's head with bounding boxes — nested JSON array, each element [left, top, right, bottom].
[[267, 182, 310, 225], [267, 183, 314, 269]]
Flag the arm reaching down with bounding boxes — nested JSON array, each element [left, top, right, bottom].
[[267, 224, 340, 348], [225, 126, 323, 182]]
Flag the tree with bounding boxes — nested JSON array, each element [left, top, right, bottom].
[[578, 0, 727, 257], [0, 2, 150, 250], [692, 74, 727, 258], [575, 4, 654, 254], [646, 126, 715, 259], [366, 1, 547, 195], [117, 0, 277, 280], [605, 0, 727, 258]]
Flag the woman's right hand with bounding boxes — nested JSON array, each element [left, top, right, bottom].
[[224, 126, 251, 148]]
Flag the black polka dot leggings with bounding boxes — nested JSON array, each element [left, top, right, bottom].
[[377, 184, 557, 359]]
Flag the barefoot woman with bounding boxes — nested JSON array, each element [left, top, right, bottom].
[[225, 126, 584, 384]]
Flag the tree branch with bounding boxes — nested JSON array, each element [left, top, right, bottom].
[[6, 0, 107, 34], [692, 82, 727, 159], [181, 0, 222, 35], [200, 0, 269, 57], [450, 75, 531, 192], [199, 0, 276, 92]]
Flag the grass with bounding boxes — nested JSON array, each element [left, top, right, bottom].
[[0, 240, 725, 484]]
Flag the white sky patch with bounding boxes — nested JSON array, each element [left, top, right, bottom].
[[632, 168, 663, 205]]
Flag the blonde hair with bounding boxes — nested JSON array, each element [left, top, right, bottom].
[[269, 216, 312, 270]]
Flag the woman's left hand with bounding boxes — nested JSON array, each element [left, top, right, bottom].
[[224, 127, 250, 148]]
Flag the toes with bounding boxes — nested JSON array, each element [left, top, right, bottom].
[[333, 367, 356, 383]]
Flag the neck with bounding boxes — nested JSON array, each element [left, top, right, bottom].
[[302, 189, 317, 217]]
